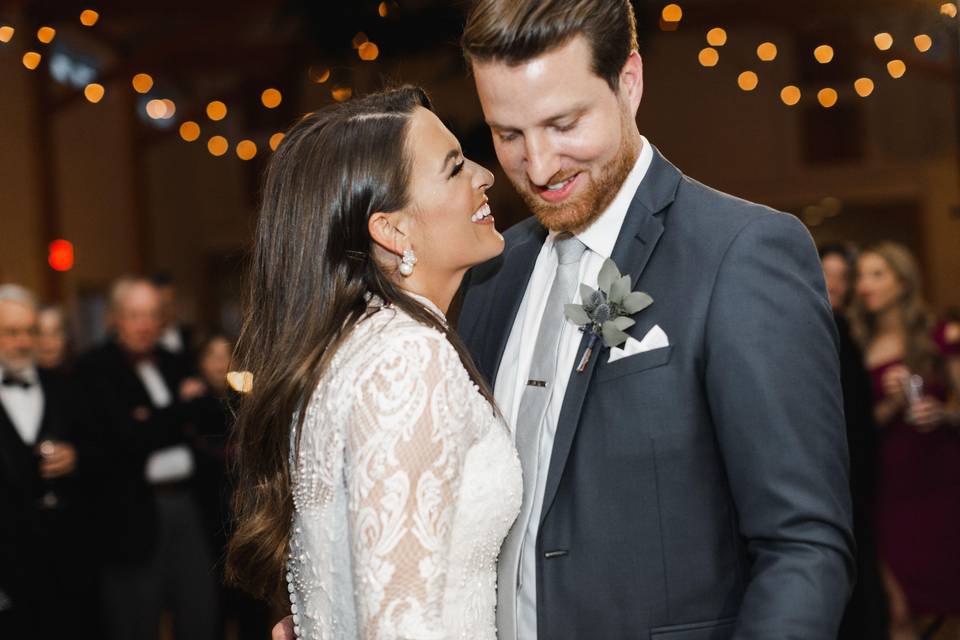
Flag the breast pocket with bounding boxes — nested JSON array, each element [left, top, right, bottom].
[[595, 345, 673, 383]]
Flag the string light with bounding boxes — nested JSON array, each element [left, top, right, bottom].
[[207, 136, 228, 157], [358, 42, 379, 61], [874, 33, 893, 50], [352, 32, 368, 49], [132, 73, 153, 93], [146, 99, 167, 119], [332, 86, 353, 102], [269, 133, 285, 151], [37, 27, 56, 44], [179, 121, 201, 142], [854, 78, 874, 97], [737, 71, 758, 91], [756, 42, 777, 62], [308, 66, 330, 83], [661, 4, 683, 23], [84, 83, 105, 103], [780, 86, 801, 106], [0, 26, 15, 43], [226, 371, 253, 393], [80, 10, 99, 27], [914, 34, 932, 53], [706, 28, 727, 46], [236, 140, 257, 160], [941, 3, 958, 17], [698, 47, 719, 67], [887, 60, 906, 78], [814, 45, 834, 64], [22, 52, 41, 70], [206, 101, 227, 121], [261, 88, 282, 108], [817, 88, 838, 108], [161, 99, 176, 119], [378, 2, 390, 17]]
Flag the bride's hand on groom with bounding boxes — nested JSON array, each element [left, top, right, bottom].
[[272, 616, 294, 640]]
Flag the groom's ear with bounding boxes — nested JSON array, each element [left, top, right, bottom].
[[619, 51, 644, 115], [368, 212, 407, 257]]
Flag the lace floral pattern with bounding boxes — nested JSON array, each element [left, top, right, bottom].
[[288, 304, 522, 639]]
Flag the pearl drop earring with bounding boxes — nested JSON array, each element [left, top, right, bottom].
[[399, 249, 417, 277]]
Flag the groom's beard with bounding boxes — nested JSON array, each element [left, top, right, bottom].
[[514, 118, 640, 235]]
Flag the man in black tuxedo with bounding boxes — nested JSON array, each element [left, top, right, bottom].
[[0, 284, 99, 638], [77, 277, 217, 640], [456, 1, 854, 638]]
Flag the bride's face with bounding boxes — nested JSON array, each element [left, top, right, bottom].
[[401, 107, 503, 276]]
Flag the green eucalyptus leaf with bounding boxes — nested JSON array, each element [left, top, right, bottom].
[[610, 275, 632, 304], [611, 316, 635, 331], [597, 259, 620, 295], [564, 304, 591, 325], [601, 321, 630, 348], [579, 283, 597, 308], [622, 291, 654, 314]]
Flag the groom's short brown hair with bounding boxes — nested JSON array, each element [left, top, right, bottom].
[[460, 0, 639, 92]]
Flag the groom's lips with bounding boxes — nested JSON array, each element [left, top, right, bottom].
[[537, 172, 581, 203]]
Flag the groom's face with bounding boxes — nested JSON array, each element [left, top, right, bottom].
[[472, 36, 643, 233]]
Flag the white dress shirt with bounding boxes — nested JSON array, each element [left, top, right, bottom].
[[135, 360, 194, 483], [494, 137, 654, 639], [159, 326, 184, 353], [0, 365, 44, 446]]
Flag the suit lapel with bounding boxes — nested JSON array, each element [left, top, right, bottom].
[[481, 224, 548, 383], [0, 396, 34, 493], [539, 146, 681, 525]]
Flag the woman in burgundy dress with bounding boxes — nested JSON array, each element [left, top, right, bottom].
[[851, 242, 960, 640]]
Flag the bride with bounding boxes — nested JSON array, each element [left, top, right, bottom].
[[225, 86, 521, 639]]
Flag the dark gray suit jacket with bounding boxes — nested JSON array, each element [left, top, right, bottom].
[[458, 147, 855, 639]]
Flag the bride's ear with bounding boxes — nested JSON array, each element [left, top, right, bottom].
[[368, 212, 407, 257]]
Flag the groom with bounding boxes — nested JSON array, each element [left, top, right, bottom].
[[456, 0, 854, 638]]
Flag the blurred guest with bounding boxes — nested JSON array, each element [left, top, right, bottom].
[[76, 277, 217, 640], [851, 242, 960, 640], [151, 272, 194, 360], [820, 245, 889, 639], [35, 304, 70, 371], [0, 284, 100, 638], [191, 334, 270, 640]]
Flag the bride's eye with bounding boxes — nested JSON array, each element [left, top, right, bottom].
[[450, 160, 465, 178]]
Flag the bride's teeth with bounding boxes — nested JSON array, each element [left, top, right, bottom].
[[471, 203, 491, 222]]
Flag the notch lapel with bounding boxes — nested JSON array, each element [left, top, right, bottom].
[[539, 146, 681, 525]]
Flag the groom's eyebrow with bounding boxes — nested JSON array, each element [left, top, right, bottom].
[[487, 104, 590, 131]]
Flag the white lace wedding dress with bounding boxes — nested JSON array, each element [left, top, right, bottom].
[[286, 296, 522, 639]]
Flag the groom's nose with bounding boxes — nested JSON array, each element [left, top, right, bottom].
[[523, 133, 557, 187]]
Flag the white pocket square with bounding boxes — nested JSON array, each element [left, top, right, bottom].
[[608, 325, 669, 363]]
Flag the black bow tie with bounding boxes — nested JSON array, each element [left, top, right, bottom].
[[2, 374, 33, 389]]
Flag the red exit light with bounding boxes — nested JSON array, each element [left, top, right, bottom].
[[48, 239, 74, 271]]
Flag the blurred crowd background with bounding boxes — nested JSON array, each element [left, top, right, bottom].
[[1, 0, 959, 639]]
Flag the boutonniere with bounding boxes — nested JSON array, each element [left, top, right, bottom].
[[563, 258, 653, 372]]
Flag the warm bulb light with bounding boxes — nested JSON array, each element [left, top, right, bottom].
[[814, 45, 834, 64], [22, 52, 41, 70], [854, 78, 875, 97], [132, 73, 153, 94], [145, 99, 166, 119], [661, 4, 683, 22], [206, 101, 227, 121], [0, 26, 14, 43], [358, 42, 379, 61], [161, 99, 175, 119], [179, 121, 200, 142], [269, 132, 285, 151], [887, 60, 906, 78], [698, 47, 719, 67], [80, 10, 99, 27], [379, 1, 389, 17], [308, 66, 330, 83], [914, 34, 932, 53], [84, 83, 105, 103], [817, 88, 838, 108], [332, 87, 353, 102], [706, 28, 727, 46], [941, 3, 958, 17], [261, 88, 282, 108], [874, 33, 893, 50], [757, 42, 777, 62], [208, 136, 228, 157], [352, 32, 368, 49], [37, 27, 56, 44], [236, 140, 258, 161], [737, 71, 758, 91], [780, 86, 801, 106]]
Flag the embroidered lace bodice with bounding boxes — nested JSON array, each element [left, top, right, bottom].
[[287, 300, 522, 639]]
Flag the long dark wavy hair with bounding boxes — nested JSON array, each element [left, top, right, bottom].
[[225, 86, 496, 605]]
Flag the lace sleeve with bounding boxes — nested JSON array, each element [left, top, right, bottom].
[[345, 328, 471, 639]]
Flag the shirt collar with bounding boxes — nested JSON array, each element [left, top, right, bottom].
[[551, 135, 653, 259], [0, 363, 39, 386]]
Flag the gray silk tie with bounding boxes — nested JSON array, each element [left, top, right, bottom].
[[497, 232, 587, 640]]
